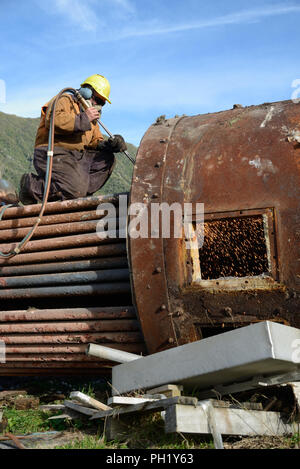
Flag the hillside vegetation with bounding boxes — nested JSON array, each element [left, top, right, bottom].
[[0, 111, 136, 196]]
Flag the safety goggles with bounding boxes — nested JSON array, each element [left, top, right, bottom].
[[93, 94, 106, 107]]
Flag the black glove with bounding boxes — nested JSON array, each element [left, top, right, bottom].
[[106, 135, 127, 153]]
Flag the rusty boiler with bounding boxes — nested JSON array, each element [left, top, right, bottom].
[[129, 99, 300, 353], [0, 98, 299, 374]]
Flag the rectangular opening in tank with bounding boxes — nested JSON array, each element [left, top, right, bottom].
[[199, 215, 268, 279], [188, 208, 278, 286]]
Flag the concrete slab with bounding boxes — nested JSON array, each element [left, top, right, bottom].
[[112, 321, 300, 395], [165, 404, 297, 436]]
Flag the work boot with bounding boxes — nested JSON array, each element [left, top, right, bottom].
[[19, 173, 36, 205]]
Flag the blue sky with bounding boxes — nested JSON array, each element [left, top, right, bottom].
[[1, 0, 300, 146]]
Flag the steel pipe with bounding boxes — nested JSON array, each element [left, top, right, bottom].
[[0, 331, 144, 344], [0, 319, 139, 333], [0, 282, 131, 299], [86, 343, 142, 363], [4, 343, 146, 354], [0, 243, 127, 266], [0, 230, 126, 255], [0, 306, 136, 322], [0, 209, 118, 231], [4, 354, 122, 362], [0, 257, 128, 276], [0, 193, 127, 220], [0, 268, 130, 289], [0, 362, 113, 369], [0, 217, 127, 241]]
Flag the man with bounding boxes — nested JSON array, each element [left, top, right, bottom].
[[19, 74, 127, 204]]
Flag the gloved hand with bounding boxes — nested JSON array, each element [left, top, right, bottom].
[[106, 135, 127, 153]]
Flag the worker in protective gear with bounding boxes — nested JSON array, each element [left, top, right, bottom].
[[19, 74, 127, 205]]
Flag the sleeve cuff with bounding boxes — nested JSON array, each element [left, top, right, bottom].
[[74, 112, 92, 132]]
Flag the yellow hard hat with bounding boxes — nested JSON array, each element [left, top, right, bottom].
[[81, 74, 111, 104]]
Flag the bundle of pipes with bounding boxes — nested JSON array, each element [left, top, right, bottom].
[[0, 194, 146, 375]]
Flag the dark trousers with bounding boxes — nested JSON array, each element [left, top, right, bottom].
[[28, 146, 115, 201]]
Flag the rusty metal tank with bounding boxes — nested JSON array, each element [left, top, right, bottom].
[[129, 99, 300, 354], [0, 98, 299, 375]]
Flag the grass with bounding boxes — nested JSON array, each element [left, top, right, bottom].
[[4, 408, 54, 434], [56, 435, 128, 450]]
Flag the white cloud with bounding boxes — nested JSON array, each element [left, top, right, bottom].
[[111, 0, 135, 14], [109, 4, 300, 40], [38, 0, 135, 33], [44, 2, 300, 47], [38, 0, 98, 32]]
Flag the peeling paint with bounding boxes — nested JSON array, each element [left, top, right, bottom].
[[249, 156, 278, 177], [260, 106, 275, 128]]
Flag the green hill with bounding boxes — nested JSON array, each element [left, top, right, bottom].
[[0, 111, 136, 196]]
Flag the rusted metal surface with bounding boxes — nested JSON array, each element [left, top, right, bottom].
[[0, 281, 131, 299], [0, 306, 136, 321], [4, 343, 145, 354], [129, 118, 183, 353], [0, 230, 124, 255], [0, 268, 129, 289], [0, 194, 124, 219], [0, 257, 128, 276], [2, 332, 143, 344], [0, 193, 143, 375], [0, 243, 127, 266], [0, 209, 110, 230], [0, 319, 139, 333], [0, 217, 126, 241], [130, 100, 300, 354]]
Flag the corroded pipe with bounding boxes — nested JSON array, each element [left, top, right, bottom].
[[0, 243, 127, 266], [0, 319, 139, 333], [0, 306, 135, 322], [0, 257, 128, 276], [0, 268, 130, 289], [0, 209, 118, 231], [4, 354, 129, 362], [4, 343, 146, 354], [0, 230, 126, 255], [0, 282, 131, 299], [0, 193, 126, 220], [1, 331, 143, 344], [0, 363, 114, 370], [0, 217, 127, 241]]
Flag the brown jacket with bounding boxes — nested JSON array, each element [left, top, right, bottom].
[[35, 93, 104, 151]]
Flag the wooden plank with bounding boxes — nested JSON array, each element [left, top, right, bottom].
[[147, 384, 183, 398], [164, 404, 297, 436], [64, 400, 99, 417], [47, 409, 79, 421], [107, 395, 162, 407], [90, 396, 198, 420], [39, 404, 67, 412]]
